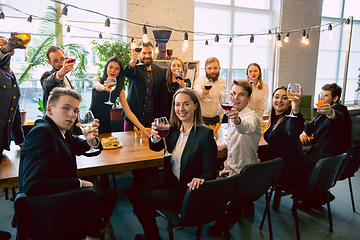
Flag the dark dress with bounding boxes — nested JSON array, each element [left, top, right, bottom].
[[263, 113, 308, 189], [89, 75, 124, 134]]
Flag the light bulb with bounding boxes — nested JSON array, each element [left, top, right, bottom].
[[182, 46, 187, 52], [328, 24, 333, 41], [205, 40, 209, 51], [142, 25, 149, 43], [0, 11, 5, 27], [344, 18, 351, 30], [284, 32, 289, 43], [268, 30, 272, 40], [65, 26, 71, 38], [301, 30, 307, 44], [98, 33, 104, 45], [59, 6, 68, 26], [276, 33, 282, 47], [214, 34, 219, 49], [182, 40, 189, 49], [228, 37, 233, 47]]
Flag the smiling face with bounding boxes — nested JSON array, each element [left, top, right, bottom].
[[247, 65, 260, 81], [205, 61, 220, 81], [272, 89, 291, 115], [140, 45, 154, 66], [106, 61, 121, 79], [170, 59, 183, 75], [47, 95, 79, 134], [174, 93, 198, 125], [48, 49, 66, 70], [231, 85, 251, 112]]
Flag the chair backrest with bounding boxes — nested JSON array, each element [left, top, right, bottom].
[[178, 174, 242, 227], [340, 146, 360, 180], [307, 153, 347, 194], [235, 157, 284, 201], [299, 95, 312, 124], [14, 188, 99, 240]]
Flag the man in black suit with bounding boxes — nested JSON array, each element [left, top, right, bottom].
[[19, 87, 116, 239], [40, 45, 75, 111], [0, 34, 25, 240], [124, 41, 167, 186]]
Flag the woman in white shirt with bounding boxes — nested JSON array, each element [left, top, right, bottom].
[[128, 88, 218, 240], [246, 63, 269, 122]]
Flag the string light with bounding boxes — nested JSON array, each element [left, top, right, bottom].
[[284, 32, 290, 43], [305, 33, 309, 45], [59, 5, 68, 25], [0, 10, 5, 27], [155, 42, 159, 54], [328, 24, 333, 41], [27, 15, 32, 23], [205, 40, 209, 51], [65, 25, 71, 38], [104, 18, 110, 37], [142, 25, 149, 43], [276, 33, 282, 47], [228, 37, 233, 47], [301, 30, 307, 44], [182, 32, 189, 49], [214, 34, 219, 49], [98, 33, 104, 45], [344, 18, 351, 30], [130, 38, 136, 49], [268, 30, 272, 40]]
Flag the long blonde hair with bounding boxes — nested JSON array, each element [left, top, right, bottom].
[[170, 88, 204, 130]]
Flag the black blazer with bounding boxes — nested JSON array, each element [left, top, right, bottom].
[[124, 63, 167, 122], [19, 116, 102, 196], [149, 126, 219, 193], [40, 67, 74, 110]]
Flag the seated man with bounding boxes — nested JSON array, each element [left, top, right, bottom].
[[18, 87, 117, 239], [209, 80, 261, 234]]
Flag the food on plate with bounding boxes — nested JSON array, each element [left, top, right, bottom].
[[101, 136, 120, 148]]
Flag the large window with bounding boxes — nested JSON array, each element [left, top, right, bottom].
[[316, 0, 360, 104]]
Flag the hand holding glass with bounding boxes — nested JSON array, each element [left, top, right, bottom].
[[286, 83, 301, 117], [220, 90, 235, 129], [204, 78, 213, 101], [104, 77, 117, 105], [317, 93, 325, 108], [78, 110, 99, 153], [154, 117, 172, 157], [174, 69, 186, 87]]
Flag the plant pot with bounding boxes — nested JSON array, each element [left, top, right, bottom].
[[110, 108, 124, 121], [20, 110, 28, 125]]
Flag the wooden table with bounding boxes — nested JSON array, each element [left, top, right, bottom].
[[1, 129, 267, 189]]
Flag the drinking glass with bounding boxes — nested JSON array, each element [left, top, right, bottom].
[[317, 93, 325, 108], [154, 117, 172, 157], [104, 77, 117, 105], [204, 78, 213, 101], [132, 39, 143, 64], [174, 69, 186, 87], [78, 110, 99, 153], [246, 75, 253, 85], [220, 90, 235, 129], [286, 83, 301, 117], [11, 31, 31, 61]]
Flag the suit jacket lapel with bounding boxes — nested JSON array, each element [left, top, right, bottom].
[[168, 128, 180, 153], [180, 127, 196, 177]]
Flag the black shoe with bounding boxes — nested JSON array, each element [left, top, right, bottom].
[[0, 230, 11, 240]]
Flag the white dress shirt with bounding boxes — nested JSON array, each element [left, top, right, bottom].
[[247, 81, 269, 122], [219, 107, 261, 177], [193, 75, 226, 118]]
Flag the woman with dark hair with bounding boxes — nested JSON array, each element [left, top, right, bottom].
[[128, 88, 218, 240], [246, 62, 269, 121], [165, 57, 191, 96], [90, 56, 150, 134], [262, 86, 308, 189]]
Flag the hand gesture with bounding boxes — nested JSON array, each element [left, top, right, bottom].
[[1, 35, 26, 54], [130, 49, 139, 65], [187, 178, 205, 190], [288, 86, 303, 114], [217, 144, 226, 151], [317, 103, 333, 116], [101, 81, 112, 92], [77, 119, 99, 142], [80, 179, 93, 187], [225, 108, 241, 125], [202, 88, 210, 95], [151, 122, 161, 141], [299, 131, 311, 145], [143, 127, 152, 137]]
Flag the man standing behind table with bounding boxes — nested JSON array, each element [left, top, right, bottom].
[[208, 80, 261, 234], [193, 57, 226, 137], [0, 35, 26, 240], [299, 83, 351, 206], [124, 41, 167, 186], [19, 87, 117, 240], [41, 45, 75, 111]]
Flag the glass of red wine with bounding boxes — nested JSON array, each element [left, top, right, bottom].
[[220, 90, 235, 129], [174, 69, 186, 87], [204, 78, 213, 101], [132, 39, 143, 64], [154, 117, 172, 157]]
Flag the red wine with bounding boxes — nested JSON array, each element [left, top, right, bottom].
[[157, 128, 170, 138], [204, 85, 212, 90], [68, 58, 76, 63], [134, 47, 142, 53], [221, 103, 234, 111], [175, 76, 183, 80]]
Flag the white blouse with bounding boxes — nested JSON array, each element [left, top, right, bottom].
[[247, 81, 269, 122]]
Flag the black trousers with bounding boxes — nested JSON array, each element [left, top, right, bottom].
[[127, 176, 184, 239]]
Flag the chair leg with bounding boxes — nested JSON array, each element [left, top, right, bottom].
[[4, 188, 9, 200], [196, 225, 203, 240], [272, 188, 282, 211], [348, 177, 356, 212], [11, 187, 16, 201], [292, 197, 300, 240], [111, 173, 117, 190], [168, 226, 174, 240], [326, 192, 333, 233], [259, 207, 267, 230], [265, 191, 274, 240]]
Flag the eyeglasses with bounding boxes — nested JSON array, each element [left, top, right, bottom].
[[51, 57, 65, 65]]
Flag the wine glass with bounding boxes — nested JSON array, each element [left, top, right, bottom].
[[286, 83, 301, 117], [246, 75, 253, 85], [204, 78, 213, 101], [174, 69, 186, 87], [104, 77, 117, 105], [154, 117, 172, 157], [220, 90, 235, 129], [132, 39, 143, 64], [77, 110, 99, 153], [317, 93, 325, 108]]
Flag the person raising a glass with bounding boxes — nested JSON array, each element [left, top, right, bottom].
[[90, 56, 150, 135], [128, 88, 218, 240]]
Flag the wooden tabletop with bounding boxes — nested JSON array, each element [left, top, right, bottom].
[[1, 127, 267, 189]]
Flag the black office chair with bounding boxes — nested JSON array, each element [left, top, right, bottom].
[[274, 153, 347, 240], [156, 176, 242, 240], [233, 158, 283, 240], [14, 187, 104, 240]]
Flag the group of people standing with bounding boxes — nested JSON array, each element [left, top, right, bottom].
[[0, 34, 352, 240]]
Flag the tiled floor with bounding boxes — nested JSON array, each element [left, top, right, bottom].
[[1, 170, 360, 240]]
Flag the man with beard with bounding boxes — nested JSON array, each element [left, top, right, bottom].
[[0, 35, 25, 240], [124, 41, 166, 187], [194, 57, 226, 137], [299, 83, 351, 207]]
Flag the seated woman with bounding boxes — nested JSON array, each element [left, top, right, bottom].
[[246, 63, 269, 122], [261, 86, 308, 189], [128, 88, 219, 240], [90, 56, 150, 135]]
